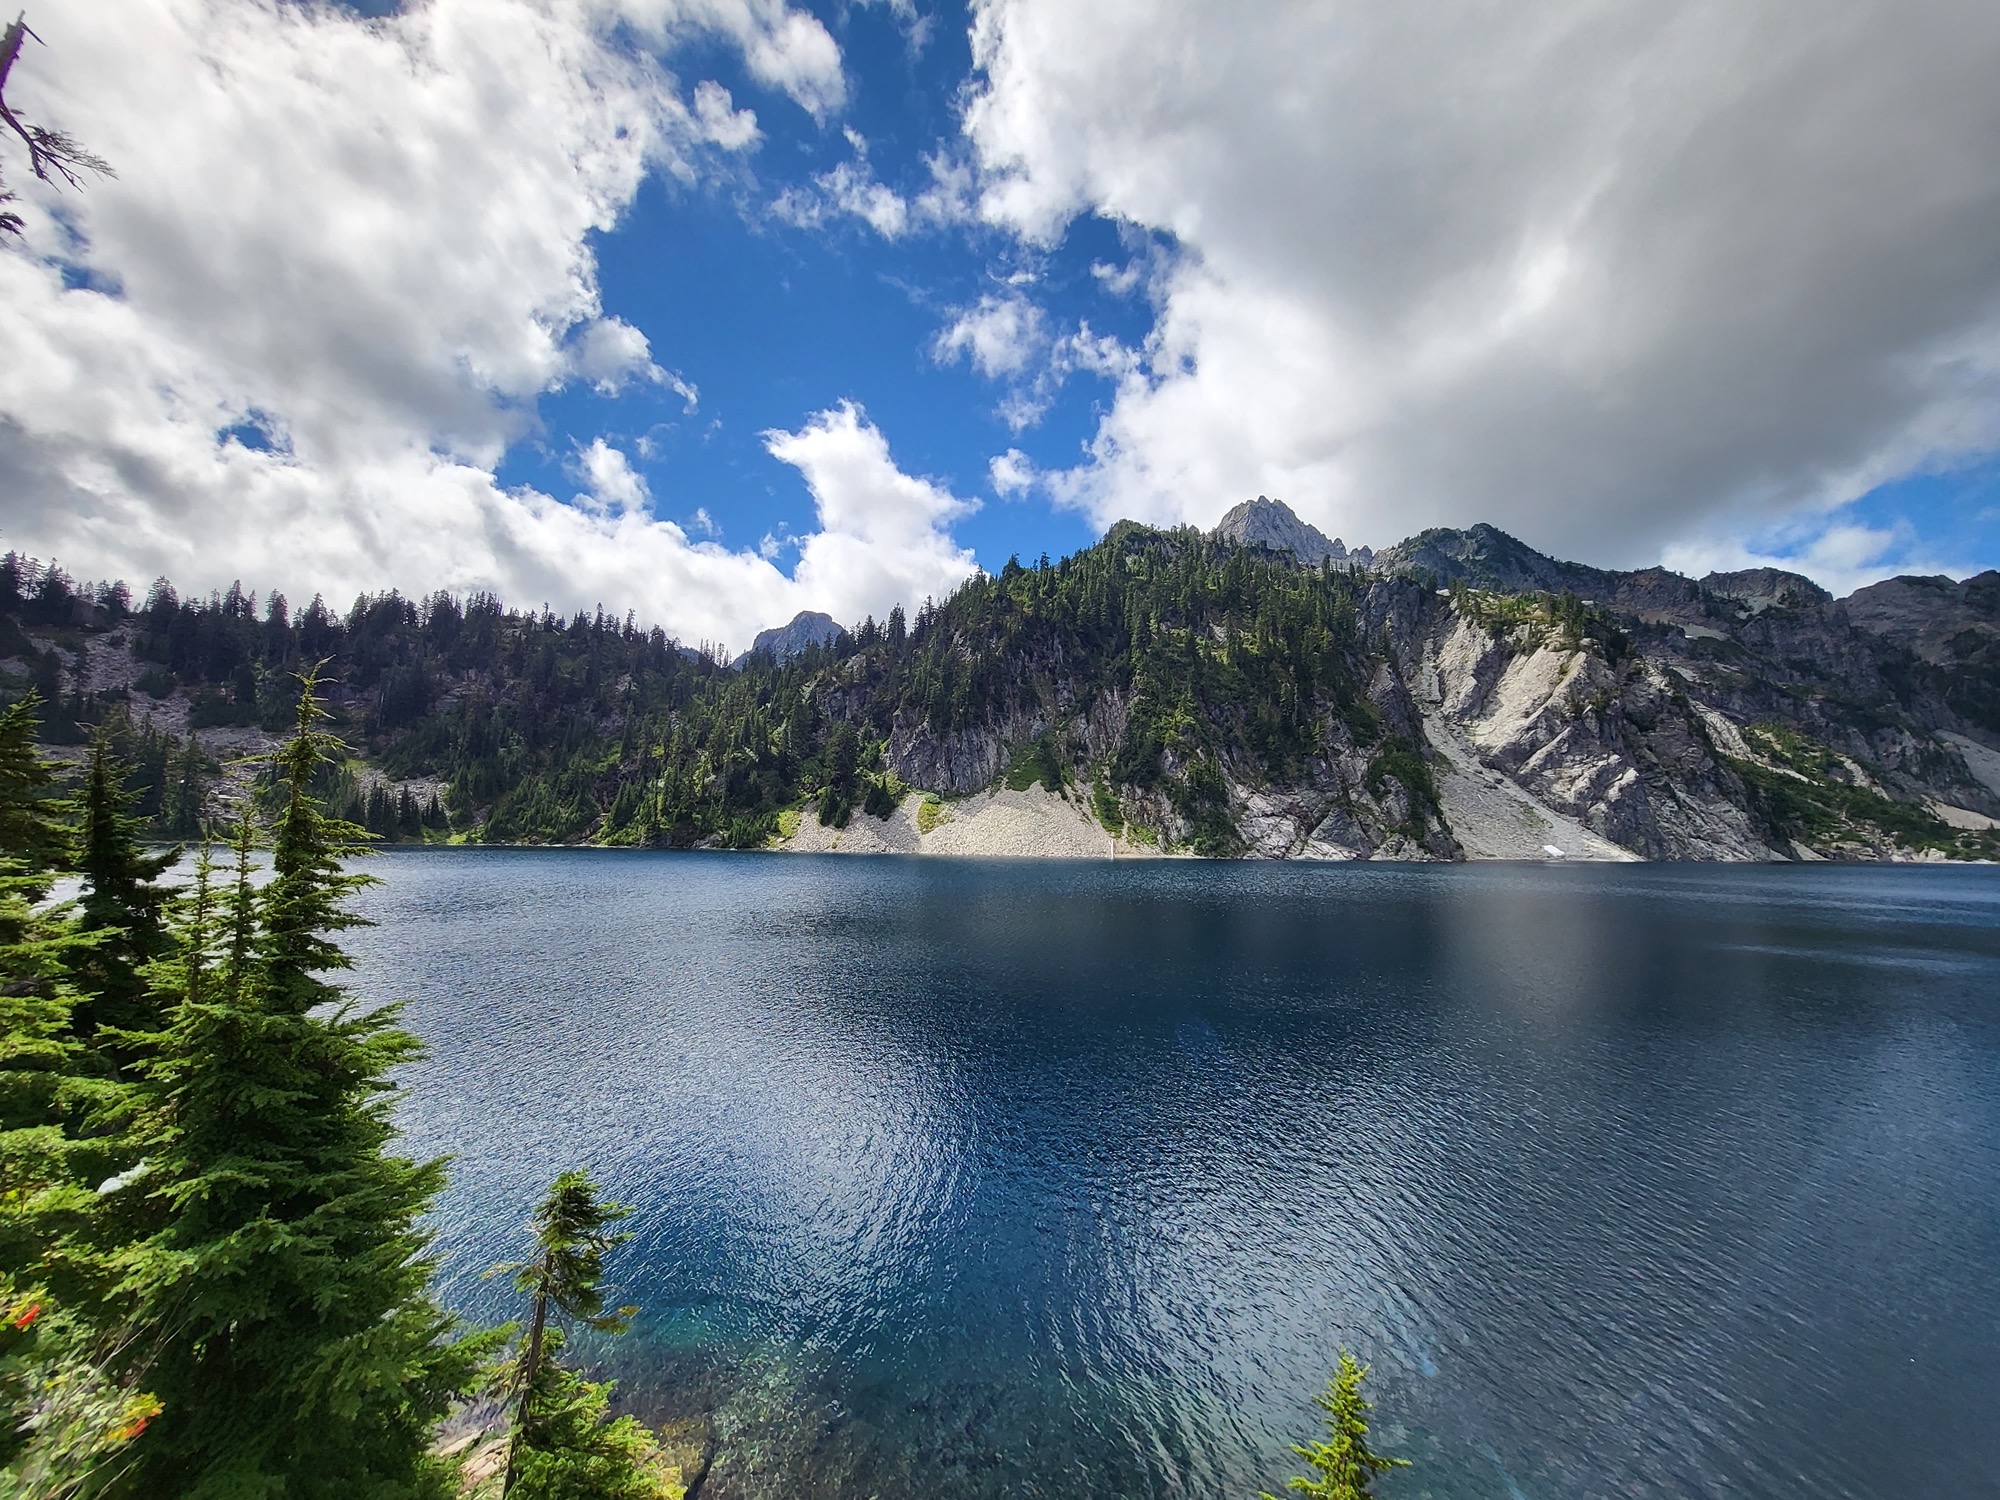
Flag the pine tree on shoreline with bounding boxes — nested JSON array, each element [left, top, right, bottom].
[[493, 1170, 670, 1500], [111, 670, 489, 1497], [0, 693, 160, 1494]]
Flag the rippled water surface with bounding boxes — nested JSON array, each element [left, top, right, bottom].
[[346, 853, 2000, 1499]]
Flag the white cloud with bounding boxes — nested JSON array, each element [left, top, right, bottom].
[[0, 0, 973, 650], [989, 447, 1036, 497], [1662, 511, 1981, 599], [575, 438, 650, 516], [763, 401, 980, 620], [818, 158, 911, 239], [933, 295, 1134, 431], [691, 79, 760, 150], [772, 137, 972, 241], [962, 0, 2000, 569], [933, 293, 1047, 378], [619, 0, 846, 118], [571, 317, 671, 397]]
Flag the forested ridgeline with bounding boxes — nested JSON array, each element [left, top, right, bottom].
[[4, 518, 1998, 861], [0, 532, 1428, 856]]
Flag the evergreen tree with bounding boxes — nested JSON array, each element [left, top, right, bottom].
[[0, 696, 158, 1493], [0, 692, 67, 872], [1260, 1353, 1410, 1500], [494, 1171, 638, 1499], [72, 734, 178, 1055], [115, 670, 485, 1498], [503, 1328, 672, 1500], [158, 740, 209, 842]]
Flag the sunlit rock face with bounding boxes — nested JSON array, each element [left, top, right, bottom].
[[1212, 496, 1368, 569], [750, 611, 844, 661]]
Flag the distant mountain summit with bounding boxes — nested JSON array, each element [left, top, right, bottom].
[[750, 610, 842, 660], [1370, 522, 1616, 595], [1212, 496, 1369, 568]]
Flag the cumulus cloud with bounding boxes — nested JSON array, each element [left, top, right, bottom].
[[0, 0, 975, 649], [570, 316, 678, 400], [574, 438, 651, 516], [989, 447, 1036, 497], [934, 292, 1135, 431], [933, 293, 1047, 378], [691, 79, 760, 150], [962, 0, 2000, 574], [763, 401, 980, 618], [772, 135, 972, 240]]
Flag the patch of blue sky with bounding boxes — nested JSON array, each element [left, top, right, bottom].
[[1830, 458, 2000, 574], [493, 0, 1156, 576]]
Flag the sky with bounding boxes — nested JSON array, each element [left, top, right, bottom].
[[3, 0, 1999, 650]]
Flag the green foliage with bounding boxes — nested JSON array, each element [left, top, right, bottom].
[[497, 1172, 636, 1341], [862, 776, 904, 820], [915, 794, 949, 835], [0, 699, 158, 1494], [1261, 1353, 1409, 1500], [2, 530, 1385, 854], [1090, 778, 1124, 834], [505, 1329, 674, 1500], [0, 694, 69, 874], [113, 670, 484, 1499], [1001, 736, 1068, 793], [70, 735, 179, 1055], [1363, 737, 1442, 838], [494, 1171, 643, 1500], [1728, 722, 1997, 857], [1, 1283, 160, 1500], [1448, 583, 1627, 658]]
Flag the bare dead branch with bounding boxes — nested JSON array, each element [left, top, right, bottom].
[[0, 11, 112, 233]]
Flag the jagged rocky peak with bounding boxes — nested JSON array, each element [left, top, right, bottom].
[[750, 610, 843, 661], [1212, 496, 1365, 566]]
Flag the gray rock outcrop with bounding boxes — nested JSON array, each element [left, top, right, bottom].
[[1212, 496, 1367, 567], [749, 610, 843, 661]]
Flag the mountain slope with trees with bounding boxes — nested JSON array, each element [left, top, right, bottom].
[[2, 504, 1996, 861]]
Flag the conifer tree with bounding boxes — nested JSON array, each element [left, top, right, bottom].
[[71, 734, 178, 1055], [502, 1328, 671, 1500], [116, 670, 484, 1498], [494, 1171, 640, 1499], [0, 695, 158, 1493], [1261, 1353, 1410, 1500], [0, 691, 93, 1281]]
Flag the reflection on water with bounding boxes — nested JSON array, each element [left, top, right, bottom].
[[347, 854, 2000, 1499]]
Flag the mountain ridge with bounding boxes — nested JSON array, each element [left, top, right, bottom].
[[3, 516, 1995, 862]]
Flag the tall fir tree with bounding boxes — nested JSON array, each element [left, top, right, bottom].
[[493, 1171, 666, 1500], [0, 689, 97, 1295], [0, 694, 158, 1493], [115, 670, 486, 1498], [71, 733, 179, 1057]]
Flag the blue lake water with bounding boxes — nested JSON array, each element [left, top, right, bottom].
[[345, 852, 2000, 1499]]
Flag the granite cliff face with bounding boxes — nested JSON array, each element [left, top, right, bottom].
[[865, 503, 1999, 862]]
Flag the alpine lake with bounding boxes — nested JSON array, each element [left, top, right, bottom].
[[345, 851, 2000, 1500]]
